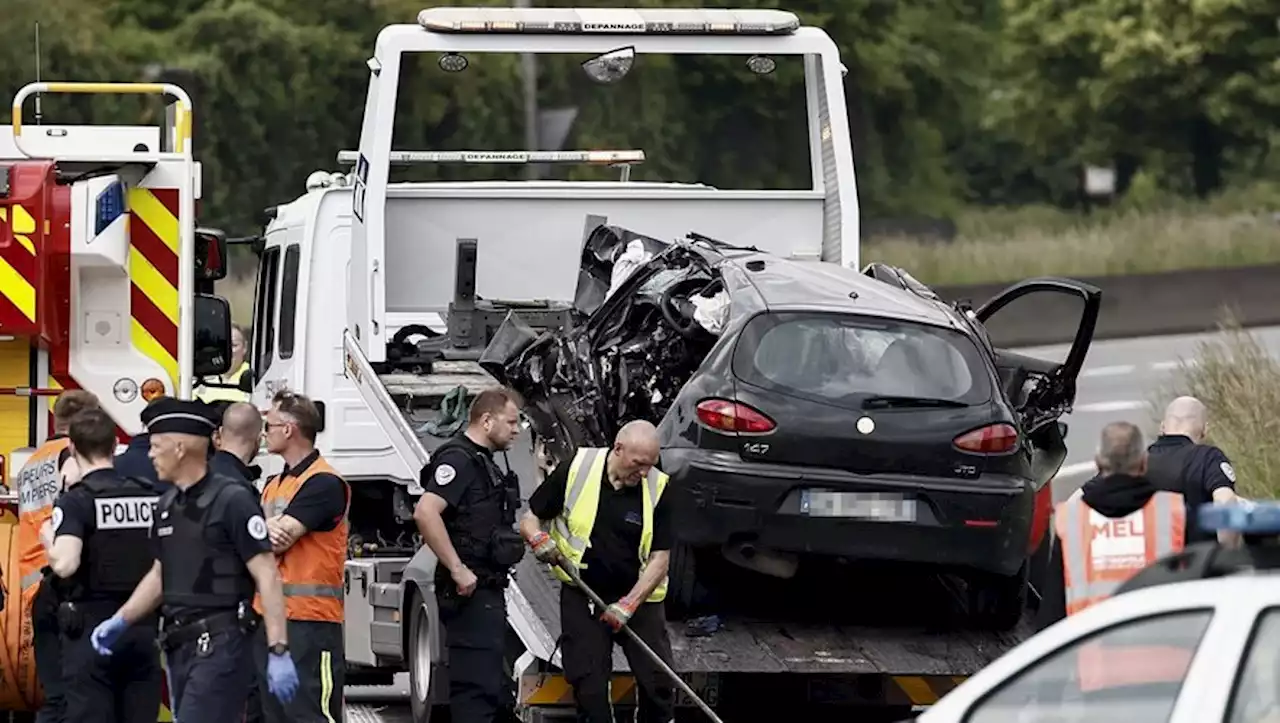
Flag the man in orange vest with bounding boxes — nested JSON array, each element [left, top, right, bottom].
[[252, 390, 349, 723], [16, 388, 100, 723], [1037, 421, 1189, 692]]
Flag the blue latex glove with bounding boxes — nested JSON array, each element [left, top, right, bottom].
[[90, 614, 129, 656], [267, 651, 300, 703]]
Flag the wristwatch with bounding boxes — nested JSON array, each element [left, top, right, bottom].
[[268, 642, 289, 656]]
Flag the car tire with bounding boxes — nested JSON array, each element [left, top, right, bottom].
[[665, 542, 699, 620], [408, 592, 438, 723], [968, 562, 1029, 632]]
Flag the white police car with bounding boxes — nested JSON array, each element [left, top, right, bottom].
[[916, 502, 1280, 723]]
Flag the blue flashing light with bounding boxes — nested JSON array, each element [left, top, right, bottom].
[[95, 181, 125, 236], [1197, 500, 1280, 534]]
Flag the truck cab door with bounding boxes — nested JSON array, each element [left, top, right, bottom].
[[970, 277, 1102, 435], [347, 64, 394, 364]]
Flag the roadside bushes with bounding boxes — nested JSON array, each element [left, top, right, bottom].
[[1150, 318, 1280, 499]]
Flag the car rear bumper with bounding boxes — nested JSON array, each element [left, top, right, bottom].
[[663, 448, 1036, 578]]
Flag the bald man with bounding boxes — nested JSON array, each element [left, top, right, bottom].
[[1146, 396, 1240, 544], [520, 421, 677, 723], [212, 402, 265, 491]]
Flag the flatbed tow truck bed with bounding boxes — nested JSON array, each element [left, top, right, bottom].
[[382, 359, 1034, 718]]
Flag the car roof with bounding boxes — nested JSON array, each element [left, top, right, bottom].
[[710, 247, 964, 330]]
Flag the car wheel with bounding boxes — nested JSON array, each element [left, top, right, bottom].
[[408, 592, 439, 723], [968, 562, 1029, 632], [665, 542, 698, 620], [1027, 530, 1055, 612]]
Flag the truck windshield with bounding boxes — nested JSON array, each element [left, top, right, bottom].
[[391, 51, 812, 189]]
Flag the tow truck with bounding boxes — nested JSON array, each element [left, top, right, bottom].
[[0, 82, 235, 719], [919, 502, 1280, 722], [241, 7, 1038, 721]]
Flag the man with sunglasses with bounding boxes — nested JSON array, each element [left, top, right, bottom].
[[252, 390, 350, 723]]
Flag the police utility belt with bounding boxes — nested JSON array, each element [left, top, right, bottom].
[[156, 601, 262, 653]]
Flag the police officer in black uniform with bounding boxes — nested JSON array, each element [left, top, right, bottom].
[[88, 398, 300, 723], [1147, 395, 1241, 543], [113, 397, 166, 491], [413, 387, 525, 722], [38, 405, 163, 722], [211, 401, 265, 491]]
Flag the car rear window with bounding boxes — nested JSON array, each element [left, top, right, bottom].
[[732, 312, 992, 406]]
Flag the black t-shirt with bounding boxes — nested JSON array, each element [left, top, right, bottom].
[[271, 450, 348, 533], [1147, 434, 1236, 543], [527, 454, 673, 602], [154, 471, 273, 619]]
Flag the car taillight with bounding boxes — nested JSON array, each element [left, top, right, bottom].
[[954, 423, 1019, 453], [695, 399, 776, 434]]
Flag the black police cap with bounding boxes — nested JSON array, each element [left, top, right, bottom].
[[140, 397, 220, 438]]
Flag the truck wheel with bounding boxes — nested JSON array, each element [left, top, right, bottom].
[[968, 561, 1028, 632], [408, 594, 438, 723], [665, 542, 698, 620]]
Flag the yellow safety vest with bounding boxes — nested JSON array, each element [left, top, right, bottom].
[[196, 361, 250, 403], [547, 447, 670, 603]]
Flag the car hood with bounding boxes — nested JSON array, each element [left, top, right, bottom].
[[573, 223, 672, 318]]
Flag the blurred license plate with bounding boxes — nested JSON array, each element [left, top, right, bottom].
[[800, 490, 917, 522]]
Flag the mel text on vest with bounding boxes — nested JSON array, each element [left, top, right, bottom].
[[1088, 509, 1146, 571], [95, 497, 161, 530]]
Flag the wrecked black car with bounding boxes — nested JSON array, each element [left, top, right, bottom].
[[480, 221, 1101, 631]]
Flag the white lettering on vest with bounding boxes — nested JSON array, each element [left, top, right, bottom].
[[18, 457, 62, 514], [1088, 508, 1146, 571], [94, 497, 159, 530]]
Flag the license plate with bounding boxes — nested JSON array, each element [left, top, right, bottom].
[[800, 490, 917, 522]]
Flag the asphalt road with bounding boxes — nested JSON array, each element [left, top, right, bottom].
[[344, 324, 1280, 721], [1028, 325, 1280, 502]]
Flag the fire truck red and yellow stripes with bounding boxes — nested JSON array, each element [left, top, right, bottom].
[[0, 204, 38, 329], [128, 187, 181, 389]]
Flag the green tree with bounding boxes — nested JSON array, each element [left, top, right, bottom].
[[992, 0, 1280, 197]]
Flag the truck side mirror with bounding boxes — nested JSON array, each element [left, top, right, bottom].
[[195, 227, 228, 282], [194, 293, 233, 377]]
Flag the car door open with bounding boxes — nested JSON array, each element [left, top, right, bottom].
[[972, 277, 1102, 433]]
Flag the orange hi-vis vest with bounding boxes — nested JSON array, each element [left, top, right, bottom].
[[1054, 489, 1186, 616], [16, 437, 71, 592], [253, 454, 350, 623], [1055, 489, 1189, 692]]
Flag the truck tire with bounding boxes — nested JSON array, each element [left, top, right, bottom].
[[968, 561, 1028, 632], [408, 593, 438, 723], [665, 542, 698, 620]]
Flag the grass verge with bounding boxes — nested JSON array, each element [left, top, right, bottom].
[[865, 183, 1280, 286], [1148, 318, 1280, 499]]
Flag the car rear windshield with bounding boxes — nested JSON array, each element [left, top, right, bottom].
[[732, 312, 993, 406]]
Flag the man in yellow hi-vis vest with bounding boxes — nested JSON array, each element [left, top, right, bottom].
[[519, 420, 676, 723]]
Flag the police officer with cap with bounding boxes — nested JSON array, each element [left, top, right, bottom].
[[39, 405, 163, 722], [414, 387, 525, 722], [88, 398, 300, 723]]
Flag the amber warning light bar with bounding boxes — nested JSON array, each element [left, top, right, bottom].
[[417, 7, 801, 35], [336, 150, 645, 166]]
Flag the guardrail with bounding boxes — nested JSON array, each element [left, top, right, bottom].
[[935, 263, 1280, 347]]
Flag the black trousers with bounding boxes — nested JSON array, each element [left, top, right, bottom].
[[440, 585, 510, 723], [62, 609, 162, 723], [32, 589, 64, 723], [559, 585, 675, 723], [167, 624, 255, 723], [252, 619, 345, 723]]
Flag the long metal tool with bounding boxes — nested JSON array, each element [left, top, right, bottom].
[[557, 562, 726, 723]]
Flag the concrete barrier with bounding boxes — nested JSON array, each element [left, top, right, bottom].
[[933, 264, 1280, 348]]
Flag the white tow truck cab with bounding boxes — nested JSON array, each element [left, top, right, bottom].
[[247, 7, 1020, 721], [920, 502, 1280, 723]]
